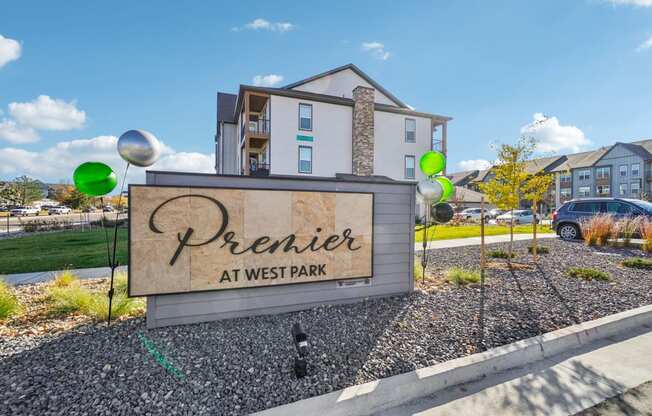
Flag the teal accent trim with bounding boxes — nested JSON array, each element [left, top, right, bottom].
[[297, 135, 313, 142]]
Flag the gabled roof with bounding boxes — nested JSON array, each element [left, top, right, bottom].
[[233, 84, 452, 122], [282, 63, 408, 108], [447, 170, 479, 186], [523, 155, 565, 174]]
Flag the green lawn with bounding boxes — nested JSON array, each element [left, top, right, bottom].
[[0, 229, 127, 274], [415, 224, 553, 242]]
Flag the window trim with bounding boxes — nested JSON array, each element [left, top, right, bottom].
[[404, 155, 416, 179], [620, 164, 628, 177], [631, 163, 641, 177], [578, 186, 591, 197], [578, 169, 591, 181], [595, 166, 611, 180], [298, 103, 313, 132], [405, 118, 416, 143], [631, 181, 641, 195], [298, 145, 313, 174], [619, 183, 628, 196]]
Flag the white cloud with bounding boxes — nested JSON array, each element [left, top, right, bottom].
[[521, 113, 590, 153], [606, 0, 652, 6], [361, 42, 391, 60], [457, 159, 492, 171], [233, 18, 294, 33], [0, 35, 21, 68], [252, 74, 284, 87], [636, 36, 652, 51], [0, 135, 214, 186], [9, 95, 86, 131], [0, 120, 38, 144]]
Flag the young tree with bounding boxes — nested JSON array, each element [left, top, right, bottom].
[[523, 173, 554, 263], [13, 176, 43, 206], [479, 138, 534, 259], [0, 182, 21, 205], [64, 188, 92, 209]]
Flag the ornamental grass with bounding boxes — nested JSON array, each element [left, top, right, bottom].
[[580, 214, 614, 247]]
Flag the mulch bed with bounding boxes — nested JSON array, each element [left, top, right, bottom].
[[1, 239, 651, 415]]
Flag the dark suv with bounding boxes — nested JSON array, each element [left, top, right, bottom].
[[552, 198, 652, 240]]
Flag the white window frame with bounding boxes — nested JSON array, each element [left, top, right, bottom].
[[596, 167, 610, 180], [631, 163, 640, 177], [405, 118, 416, 143], [596, 184, 610, 196], [631, 181, 641, 195], [404, 155, 416, 179], [298, 103, 313, 131], [619, 183, 628, 196], [578, 170, 591, 181], [298, 145, 312, 174], [620, 165, 628, 177], [578, 186, 591, 197]]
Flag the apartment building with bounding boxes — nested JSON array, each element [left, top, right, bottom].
[[214, 64, 452, 186], [448, 139, 652, 211]]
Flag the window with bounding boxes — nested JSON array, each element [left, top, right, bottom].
[[632, 163, 640, 177], [631, 181, 641, 196], [619, 183, 628, 196], [620, 165, 628, 177], [578, 170, 591, 181], [405, 119, 416, 143], [404, 155, 415, 179], [299, 103, 312, 131], [596, 167, 610, 180], [560, 188, 572, 199], [596, 185, 610, 196], [571, 202, 600, 213], [578, 186, 591, 197], [560, 172, 572, 182], [298, 146, 312, 173], [607, 202, 632, 215]]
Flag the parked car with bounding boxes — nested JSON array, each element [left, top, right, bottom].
[[454, 208, 488, 222], [496, 209, 538, 225], [103, 205, 115, 213], [82, 206, 98, 213], [10, 206, 40, 216], [552, 198, 652, 240], [49, 206, 72, 215], [487, 208, 505, 219]]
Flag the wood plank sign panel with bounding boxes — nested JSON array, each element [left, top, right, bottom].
[[128, 185, 373, 296]]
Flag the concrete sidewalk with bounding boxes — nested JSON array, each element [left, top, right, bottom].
[[416, 233, 557, 251], [2, 265, 127, 286], [377, 326, 652, 416]]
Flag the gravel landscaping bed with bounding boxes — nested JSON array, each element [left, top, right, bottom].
[[2, 239, 652, 415]]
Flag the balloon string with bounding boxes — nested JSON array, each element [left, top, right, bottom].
[[99, 196, 112, 268], [107, 162, 129, 326]]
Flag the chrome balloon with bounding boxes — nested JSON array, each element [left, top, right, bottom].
[[117, 129, 161, 167], [416, 179, 443, 202]]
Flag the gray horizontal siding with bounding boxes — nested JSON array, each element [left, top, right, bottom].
[[145, 171, 415, 328]]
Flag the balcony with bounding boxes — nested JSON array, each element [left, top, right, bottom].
[[248, 119, 270, 137], [595, 176, 610, 186], [248, 163, 270, 177]]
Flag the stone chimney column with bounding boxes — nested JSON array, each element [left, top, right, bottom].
[[352, 86, 375, 176]]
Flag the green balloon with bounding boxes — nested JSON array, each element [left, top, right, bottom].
[[419, 151, 446, 176], [73, 162, 117, 196], [435, 176, 454, 201]]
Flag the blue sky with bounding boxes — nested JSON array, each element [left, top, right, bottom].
[[1, 0, 651, 183]]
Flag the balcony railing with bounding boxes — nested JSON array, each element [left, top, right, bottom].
[[248, 119, 270, 136], [249, 163, 270, 177]]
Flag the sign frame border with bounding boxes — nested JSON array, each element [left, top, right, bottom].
[[127, 184, 375, 297]]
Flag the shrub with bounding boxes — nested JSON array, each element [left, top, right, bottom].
[[0, 280, 20, 320], [580, 214, 614, 246], [621, 257, 652, 270], [52, 270, 77, 288], [489, 249, 515, 259], [566, 267, 610, 282], [446, 267, 481, 286], [640, 218, 652, 252], [413, 261, 423, 281], [45, 273, 144, 320], [612, 217, 642, 245]]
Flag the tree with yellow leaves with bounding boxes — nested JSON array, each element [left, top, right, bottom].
[[479, 138, 534, 260]]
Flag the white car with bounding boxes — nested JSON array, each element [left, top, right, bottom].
[[10, 206, 40, 216], [455, 208, 488, 222], [49, 206, 72, 215], [496, 209, 538, 225]]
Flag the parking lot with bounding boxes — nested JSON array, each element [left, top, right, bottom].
[[0, 212, 127, 234]]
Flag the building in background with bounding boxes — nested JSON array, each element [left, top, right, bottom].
[[447, 139, 652, 213], [214, 64, 451, 188]]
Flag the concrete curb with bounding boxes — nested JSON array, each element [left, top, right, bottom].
[[253, 304, 652, 416]]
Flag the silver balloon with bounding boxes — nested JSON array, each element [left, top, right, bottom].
[[117, 129, 161, 167], [417, 180, 443, 202]]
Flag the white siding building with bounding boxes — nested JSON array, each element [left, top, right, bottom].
[[215, 64, 452, 205]]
